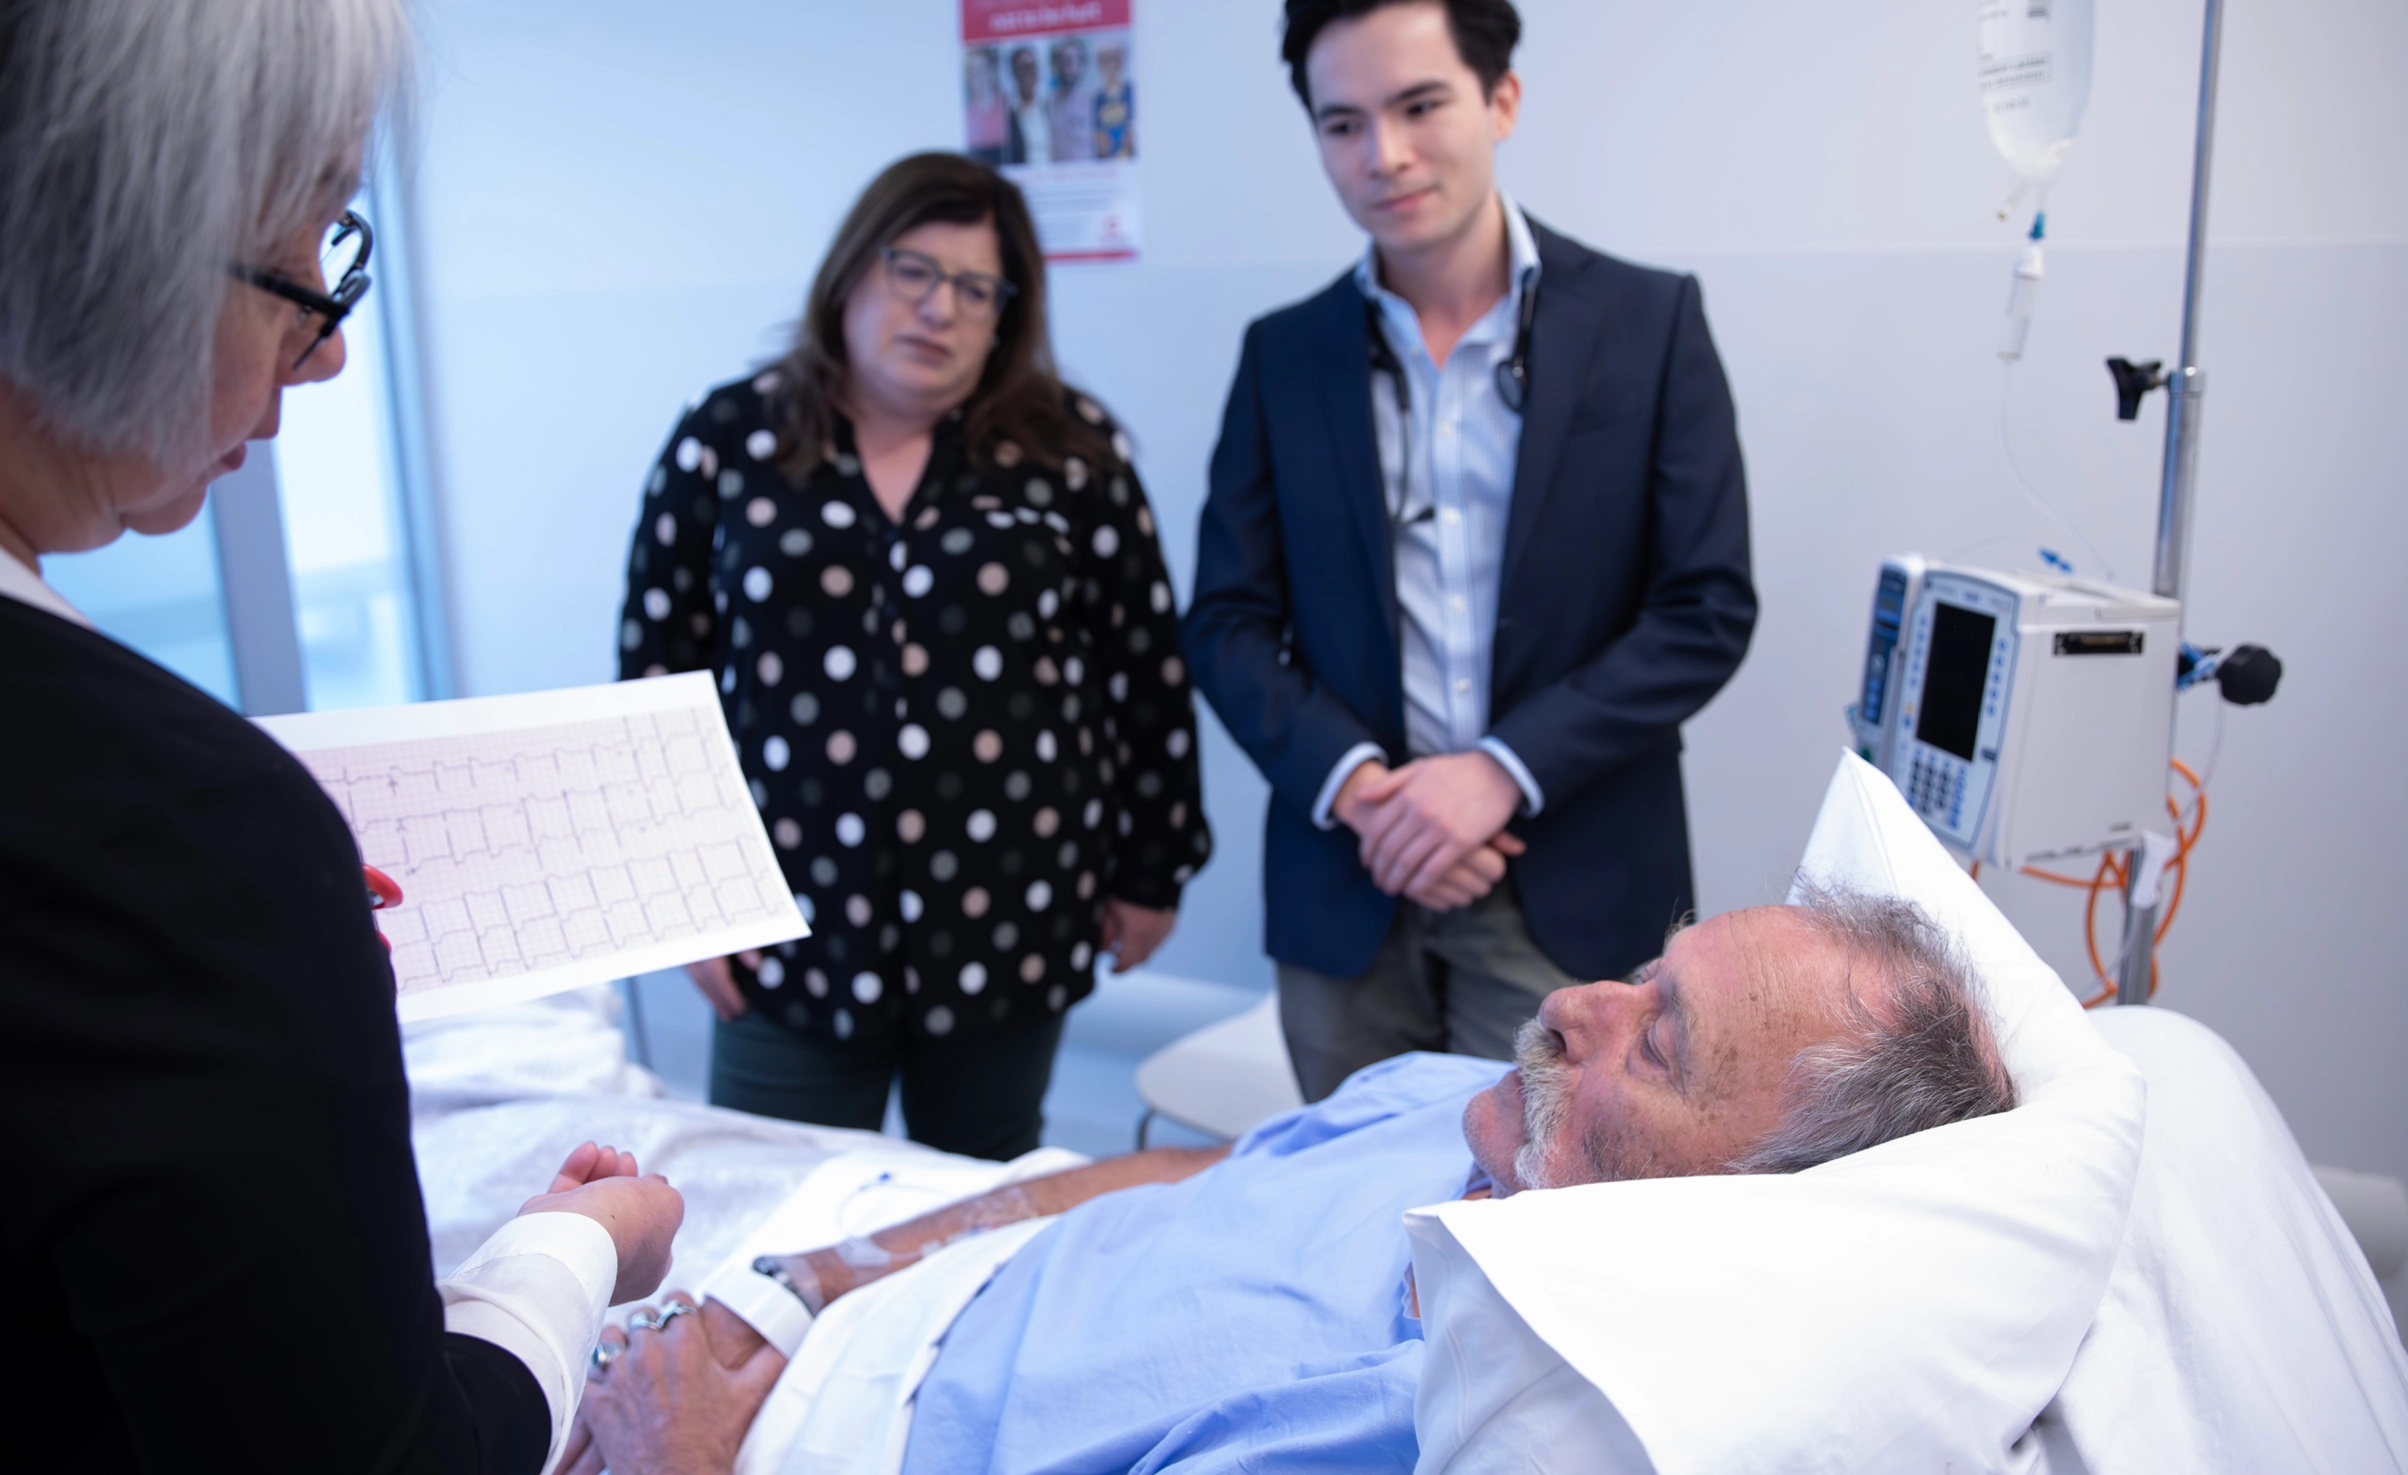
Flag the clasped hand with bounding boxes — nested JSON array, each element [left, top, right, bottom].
[[519, 1141, 685, 1305], [1333, 753, 1525, 910]]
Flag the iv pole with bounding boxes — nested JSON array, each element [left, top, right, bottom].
[[2114, 0, 2224, 1005]]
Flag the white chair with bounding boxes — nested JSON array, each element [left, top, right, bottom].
[[1132, 992, 1303, 1147]]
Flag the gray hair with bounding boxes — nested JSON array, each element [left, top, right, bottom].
[[0, 0, 411, 460], [1729, 881, 2019, 1174]]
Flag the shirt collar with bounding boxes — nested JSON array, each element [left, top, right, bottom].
[[0, 547, 91, 627], [1354, 189, 1542, 345]]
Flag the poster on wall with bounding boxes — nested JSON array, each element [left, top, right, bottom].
[[961, 0, 1140, 263]]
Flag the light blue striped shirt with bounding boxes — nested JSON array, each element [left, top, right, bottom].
[[1313, 193, 1546, 828]]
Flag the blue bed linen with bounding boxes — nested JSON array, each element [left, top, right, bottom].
[[901, 1053, 1508, 1475]]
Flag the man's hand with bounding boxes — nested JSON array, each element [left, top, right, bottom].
[[561, 1293, 784, 1475], [1402, 833, 1525, 910], [1336, 752, 1525, 901], [685, 951, 762, 1023], [1099, 898, 1176, 972], [520, 1142, 684, 1305]]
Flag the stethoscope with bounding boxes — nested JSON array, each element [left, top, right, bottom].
[[1365, 264, 1538, 530]]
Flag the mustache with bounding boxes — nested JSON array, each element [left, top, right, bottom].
[[1511, 1017, 1575, 1191]]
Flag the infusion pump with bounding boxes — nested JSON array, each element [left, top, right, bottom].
[[1848, 558, 2179, 868]]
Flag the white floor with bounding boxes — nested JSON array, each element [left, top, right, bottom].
[[618, 966, 1260, 1158]]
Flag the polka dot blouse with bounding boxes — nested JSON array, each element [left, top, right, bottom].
[[619, 372, 1211, 1043]]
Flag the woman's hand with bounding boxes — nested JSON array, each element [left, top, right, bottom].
[[562, 1294, 786, 1475], [1098, 899, 1176, 973], [685, 950, 763, 1023], [519, 1142, 685, 1305]]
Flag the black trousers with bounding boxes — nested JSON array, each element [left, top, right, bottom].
[[709, 1009, 1064, 1161]]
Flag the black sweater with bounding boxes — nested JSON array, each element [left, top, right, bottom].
[[1, 597, 547, 1471]]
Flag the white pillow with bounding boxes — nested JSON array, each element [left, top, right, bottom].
[[1408, 751, 2148, 1475]]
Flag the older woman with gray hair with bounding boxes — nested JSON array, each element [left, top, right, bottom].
[[0, 3, 681, 1469]]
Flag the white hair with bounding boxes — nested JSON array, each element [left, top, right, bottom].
[[0, 0, 412, 460], [1728, 882, 2018, 1175]]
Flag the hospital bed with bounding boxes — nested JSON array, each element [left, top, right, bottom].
[[405, 756, 2408, 1474]]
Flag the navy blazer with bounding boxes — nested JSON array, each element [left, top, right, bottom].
[[1184, 219, 1756, 981]]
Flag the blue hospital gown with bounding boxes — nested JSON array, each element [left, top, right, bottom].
[[902, 1053, 1509, 1475]]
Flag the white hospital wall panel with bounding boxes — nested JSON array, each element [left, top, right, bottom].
[[403, 0, 2408, 1178]]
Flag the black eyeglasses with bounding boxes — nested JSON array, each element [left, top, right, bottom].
[[230, 209, 374, 369], [879, 246, 1016, 320]]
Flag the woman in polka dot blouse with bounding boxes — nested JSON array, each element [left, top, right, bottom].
[[617, 154, 1210, 1158]]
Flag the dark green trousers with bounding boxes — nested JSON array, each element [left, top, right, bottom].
[[708, 1008, 1064, 1161]]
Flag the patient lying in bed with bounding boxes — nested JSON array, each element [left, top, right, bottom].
[[567, 885, 2017, 1475]]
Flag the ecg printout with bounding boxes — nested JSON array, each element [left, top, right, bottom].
[[256, 673, 808, 1022]]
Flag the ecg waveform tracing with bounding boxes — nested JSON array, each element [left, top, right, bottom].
[[297, 708, 787, 997]]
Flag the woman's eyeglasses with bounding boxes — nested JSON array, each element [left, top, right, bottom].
[[230, 209, 374, 369], [879, 246, 1016, 321]]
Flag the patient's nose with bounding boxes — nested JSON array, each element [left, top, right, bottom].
[[1542, 977, 1638, 1055]]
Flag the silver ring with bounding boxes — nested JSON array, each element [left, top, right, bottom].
[[657, 1298, 698, 1325], [626, 1309, 662, 1335], [590, 1338, 623, 1372]]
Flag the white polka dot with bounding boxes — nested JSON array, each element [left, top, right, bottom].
[[903, 565, 934, 597], [654, 513, 678, 546], [925, 1004, 955, 1035], [621, 619, 642, 651], [746, 429, 778, 460], [743, 566, 772, 601], [746, 496, 778, 527], [757, 651, 783, 686], [1026, 879, 1052, 911], [1047, 984, 1069, 1012], [1112, 431, 1133, 461], [1167, 729, 1191, 758], [794, 893, 816, 924], [845, 893, 872, 926], [898, 724, 931, 759], [642, 588, 671, 621], [1084, 799, 1104, 828], [1109, 672, 1129, 701], [1092, 525, 1120, 557], [959, 962, 988, 995], [1077, 397, 1105, 425], [888, 541, 908, 571], [780, 528, 813, 557], [966, 809, 997, 842], [757, 957, 786, 987], [900, 890, 924, 923], [753, 369, 782, 394], [995, 440, 1024, 467], [833, 1008, 854, 1038], [852, 971, 882, 1003], [773, 817, 801, 849], [1072, 942, 1093, 969], [821, 565, 854, 598], [1064, 456, 1090, 489], [675, 437, 702, 471], [762, 735, 790, 771], [1063, 657, 1084, 685], [835, 812, 866, 847], [972, 646, 1004, 681], [821, 501, 857, 528], [718, 468, 744, 499], [1037, 589, 1059, 619], [1036, 730, 1058, 762], [1152, 580, 1172, 613], [824, 646, 858, 680]]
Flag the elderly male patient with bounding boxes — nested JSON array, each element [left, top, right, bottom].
[[569, 887, 2016, 1474]]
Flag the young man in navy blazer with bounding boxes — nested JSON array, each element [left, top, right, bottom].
[[1184, 0, 1757, 1099]]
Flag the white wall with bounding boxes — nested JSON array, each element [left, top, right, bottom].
[[404, 0, 2408, 1183]]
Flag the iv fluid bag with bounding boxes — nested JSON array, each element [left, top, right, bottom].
[[1979, 0, 2095, 187]]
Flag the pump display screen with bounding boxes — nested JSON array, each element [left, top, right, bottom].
[[1915, 602, 1995, 761]]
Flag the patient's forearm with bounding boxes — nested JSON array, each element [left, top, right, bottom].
[[764, 1145, 1228, 1309]]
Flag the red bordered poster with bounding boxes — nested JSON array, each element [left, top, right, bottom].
[[961, 0, 1139, 262]]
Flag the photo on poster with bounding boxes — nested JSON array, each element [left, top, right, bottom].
[[961, 0, 1140, 262]]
